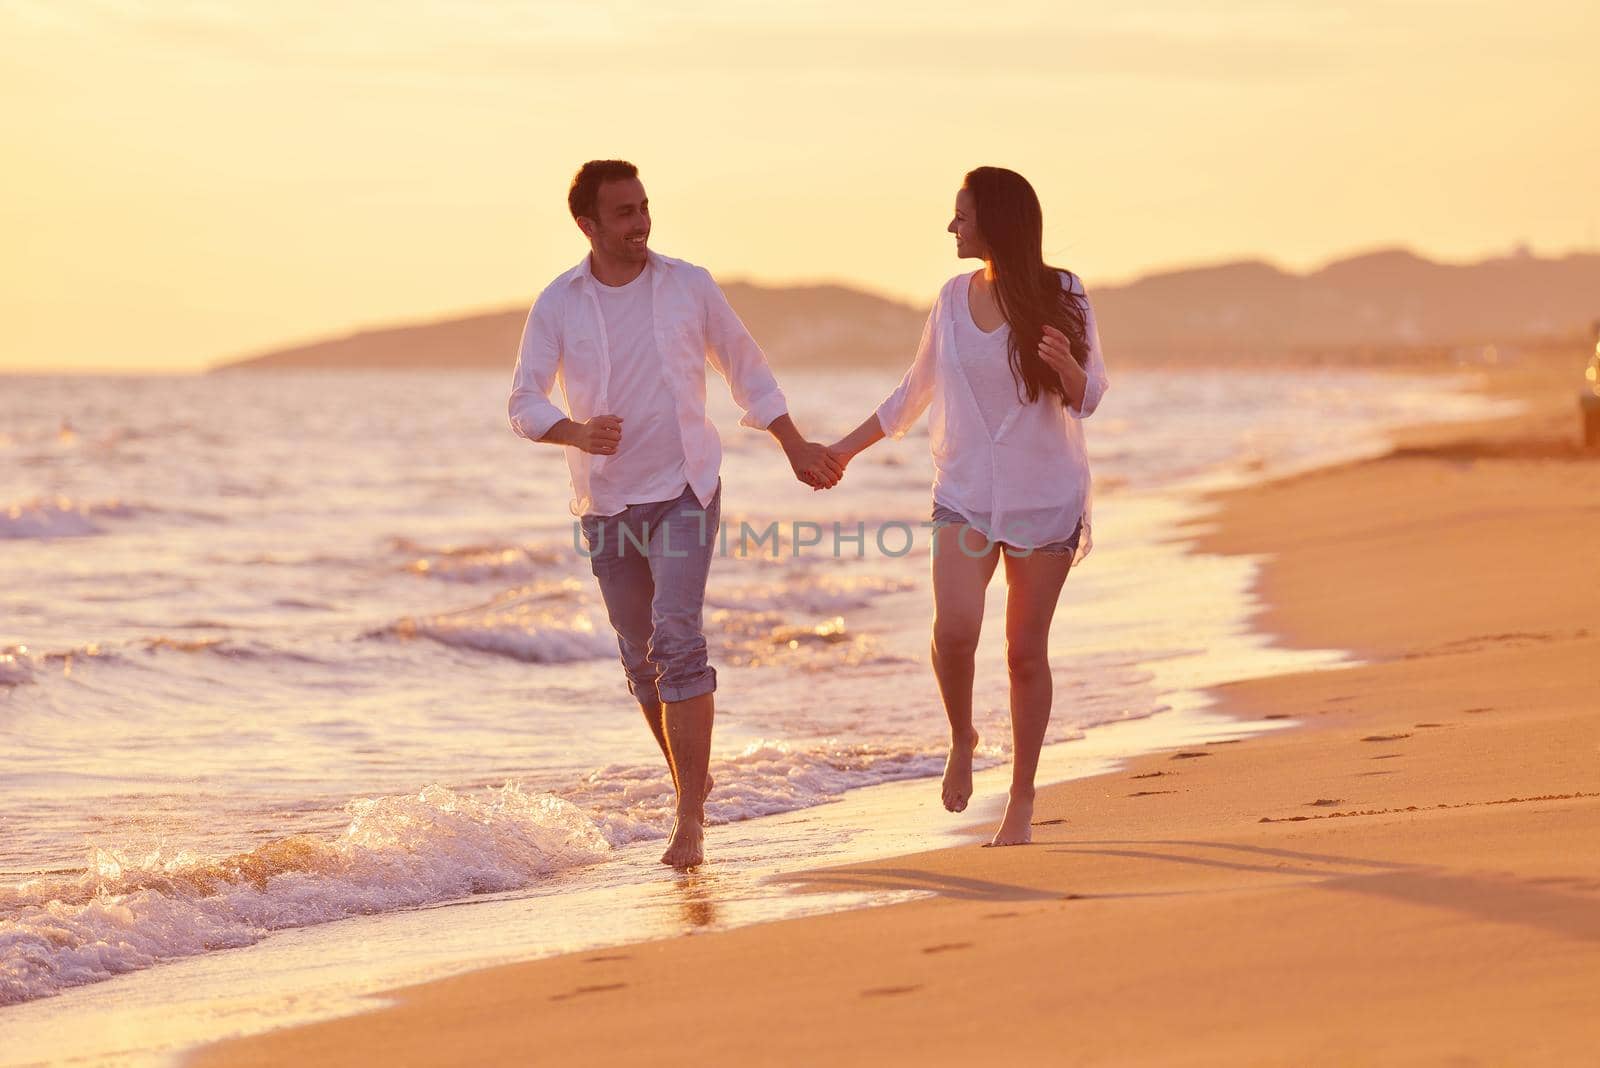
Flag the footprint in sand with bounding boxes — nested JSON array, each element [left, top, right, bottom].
[[1129, 790, 1176, 797], [550, 982, 628, 1001], [1263, 714, 1291, 720], [862, 985, 922, 997], [1361, 733, 1412, 742], [1414, 723, 1446, 728], [583, 954, 631, 964], [1206, 739, 1243, 745], [921, 942, 973, 954], [1463, 707, 1494, 714], [983, 911, 1021, 920], [1131, 771, 1167, 779], [1170, 751, 1211, 760], [1307, 798, 1343, 806]]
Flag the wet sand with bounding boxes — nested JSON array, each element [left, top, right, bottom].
[[190, 349, 1600, 1066]]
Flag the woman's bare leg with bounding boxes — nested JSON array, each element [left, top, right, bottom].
[[930, 523, 1002, 812], [989, 547, 1074, 846]]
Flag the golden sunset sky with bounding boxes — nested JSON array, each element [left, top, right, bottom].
[[2, 0, 1594, 372]]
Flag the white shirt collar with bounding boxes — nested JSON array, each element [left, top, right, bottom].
[[562, 249, 679, 288]]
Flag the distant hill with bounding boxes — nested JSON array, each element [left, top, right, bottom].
[[213, 248, 1600, 371], [214, 282, 927, 373], [1095, 248, 1600, 360]]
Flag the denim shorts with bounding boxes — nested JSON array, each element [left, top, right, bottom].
[[930, 501, 1082, 556], [579, 481, 720, 705]]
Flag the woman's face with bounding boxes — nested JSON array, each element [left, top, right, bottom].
[[948, 188, 987, 260]]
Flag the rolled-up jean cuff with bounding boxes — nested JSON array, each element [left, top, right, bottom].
[[625, 676, 661, 703], [656, 666, 717, 704]]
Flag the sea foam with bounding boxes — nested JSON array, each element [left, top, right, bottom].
[[0, 738, 971, 1005], [0, 784, 609, 1005]]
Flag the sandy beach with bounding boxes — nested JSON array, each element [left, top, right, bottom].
[[188, 348, 1600, 1067]]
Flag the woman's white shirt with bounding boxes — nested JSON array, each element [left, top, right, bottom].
[[875, 270, 1108, 559], [951, 287, 1020, 440]]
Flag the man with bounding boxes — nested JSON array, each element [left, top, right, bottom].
[[509, 160, 841, 868]]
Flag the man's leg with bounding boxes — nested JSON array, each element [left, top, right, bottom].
[[661, 691, 713, 865], [583, 511, 672, 786], [647, 484, 720, 868], [637, 700, 674, 791]]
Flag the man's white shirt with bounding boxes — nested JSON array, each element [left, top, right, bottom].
[[509, 251, 788, 517], [589, 262, 690, 506]]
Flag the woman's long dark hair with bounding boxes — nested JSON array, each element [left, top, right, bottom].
[[963, 167, 1089, 406]]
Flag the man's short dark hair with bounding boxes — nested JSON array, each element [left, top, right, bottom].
[[568, 160, 639, 221]]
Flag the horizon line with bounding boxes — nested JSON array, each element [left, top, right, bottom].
[[5, 238, 1595, 375]]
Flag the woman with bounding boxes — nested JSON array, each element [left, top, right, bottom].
[[828, 167, 1108, 846]]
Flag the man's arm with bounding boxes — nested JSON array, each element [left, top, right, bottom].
[[699, 268, 789, 429], [509, 292, 623, 454], [700, 269, 840, 488], [540, 415, 623, 454], [508, 294, 571, 443]]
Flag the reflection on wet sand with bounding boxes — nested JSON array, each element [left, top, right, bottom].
[[670, 871, 723, 930]]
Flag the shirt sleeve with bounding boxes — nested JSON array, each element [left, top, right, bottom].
[[874, 299, 940, 439], [507, 290, 569, 442], [700, 269, 789, 430], [1068, 279, 1109, 419]]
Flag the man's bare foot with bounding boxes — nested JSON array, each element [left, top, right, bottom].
[[941, 729, 980, 813], [660, 814, 705, 868], [986, 786, 1035, 847]]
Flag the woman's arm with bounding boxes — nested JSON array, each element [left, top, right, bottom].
[[1039, 275, 1109, 418], [828, 413, 886, 468], [1039, 324, 1089, 411], [827, 288, 944, 477], [1075, 293, 1110, 418]]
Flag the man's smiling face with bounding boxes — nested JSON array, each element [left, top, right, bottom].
[[582, 177, 650, 266]]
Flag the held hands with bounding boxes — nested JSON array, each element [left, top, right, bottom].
[[824, 444, 853, 484], [786, 440, 845, 490], [573, 415, 623, 455], [565, 412, 856, 492]]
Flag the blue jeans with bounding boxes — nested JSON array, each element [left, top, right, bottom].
[[579, 481, 720, 705]]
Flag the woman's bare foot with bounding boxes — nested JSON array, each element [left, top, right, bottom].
[[660, 813, 705, 868], [941, 729, 980, 812], [987, 786, 1035, 847]]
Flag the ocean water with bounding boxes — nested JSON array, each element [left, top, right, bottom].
[[0, 367, 1511, 1060]]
